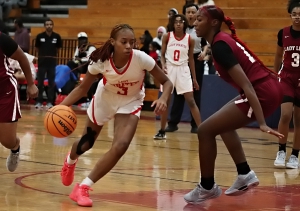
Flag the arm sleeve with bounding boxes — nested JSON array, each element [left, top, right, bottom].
[[0, 33, 18, 57], [138, 51, 156, 71], [212, 41, 239, 70], [277, 29, 283, 47]]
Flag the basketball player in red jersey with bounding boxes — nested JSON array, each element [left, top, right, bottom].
[[184, 6, 284, 204], [274, 0, 300, 169], [154, 14, 201, 139], [0, 32, 38, 172], [59, 24, 173, 207]]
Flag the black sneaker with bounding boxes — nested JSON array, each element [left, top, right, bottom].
[[165, 125, 178, 132], [153, 130, 166, 140]]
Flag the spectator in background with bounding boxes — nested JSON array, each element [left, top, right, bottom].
[[10, 52, 37, 81], [139, 30, 153, 54], [153, 26, 166, 62], [72, 32, 96, 75], [153, 26, 166, 48], [35, 18, 62, 109], [145, 41, 161, 88], [197, 0, 215, 8], [0, 0, 11, 21], [166, 8, 178, 32], [14, 18, 30, 53], [182, 0, 194, 14]]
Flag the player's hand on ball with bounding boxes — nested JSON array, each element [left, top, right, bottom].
[[151, 99, 167, 115], [27, 84, 38, 99]]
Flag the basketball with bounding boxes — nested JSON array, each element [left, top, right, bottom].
[[44, 105, 77, 138]]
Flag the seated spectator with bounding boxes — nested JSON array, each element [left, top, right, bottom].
[[9, 52, 37, 81], [14, 18, 30, 53], [69, 32, 96, 75]]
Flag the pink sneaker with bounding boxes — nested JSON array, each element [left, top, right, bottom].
[[61, 154, 77, 186], [69, 183, 93, 207]]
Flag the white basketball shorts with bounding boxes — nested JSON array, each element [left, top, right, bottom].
[[87, 84, 144, 126], [160, 63, 193, 95]]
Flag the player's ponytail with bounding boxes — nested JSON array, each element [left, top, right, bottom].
[[89, 24, 134, 63], [223, 16, 265, 67]]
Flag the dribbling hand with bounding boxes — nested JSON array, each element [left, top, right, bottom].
[[26, 84, 39, 100], [151, 98, 167, 116], [260, 124, 284, 139]]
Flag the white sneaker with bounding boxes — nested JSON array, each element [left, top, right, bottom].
[[184, 183, 222, 204], [286, 155, 299, 169], [225, 170, 259, 196], [6, 150, 20, 172], [274, 151, 286, 168]]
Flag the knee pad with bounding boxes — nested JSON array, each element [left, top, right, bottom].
[[76, 127, 97, 155]]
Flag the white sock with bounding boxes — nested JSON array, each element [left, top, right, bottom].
[[67, 154, 77, 165], [80, 177, 94, 187]]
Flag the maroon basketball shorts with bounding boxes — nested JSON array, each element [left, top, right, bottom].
[[234, 76, 283, 120], [0, 78, 21, 122], [279, 70, 300, 106]]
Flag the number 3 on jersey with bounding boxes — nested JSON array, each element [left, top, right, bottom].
[[173, 50, 180, 61], [292, 53, 300, 67], [117, 87, 128, 95]]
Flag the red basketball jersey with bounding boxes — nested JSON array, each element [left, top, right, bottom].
[[212, 32, 270, 93], [282, 26, 300, 72]]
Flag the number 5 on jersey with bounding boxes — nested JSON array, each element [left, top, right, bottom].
[[174, 50, 180, 61]]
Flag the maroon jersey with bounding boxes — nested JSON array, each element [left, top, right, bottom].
[[282, 26, 300, 72], [0, 32, 21, 122], [212, 32, 270, 93], [0, 50, 14, 83]]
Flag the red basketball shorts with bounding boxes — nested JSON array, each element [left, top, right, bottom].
[[0, 77, 21, 122], [234, 76, 283, 120], [279, 70, 300, 101]]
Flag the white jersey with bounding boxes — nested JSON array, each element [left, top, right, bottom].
[[165, 32, 190, 66], [88, 49, 155, 96]]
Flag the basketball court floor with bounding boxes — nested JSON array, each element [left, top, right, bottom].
[[0, 105, 299, 211]]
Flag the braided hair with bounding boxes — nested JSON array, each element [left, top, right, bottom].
[[200, 5, 276, 74]]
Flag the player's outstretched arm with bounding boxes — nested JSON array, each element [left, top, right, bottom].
[[60, 71, 98, 106]]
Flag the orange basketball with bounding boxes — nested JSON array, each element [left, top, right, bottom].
[[44, 105, 77, 138]]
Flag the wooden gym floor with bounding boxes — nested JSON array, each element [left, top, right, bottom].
[[0, 105, 299, 211]]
